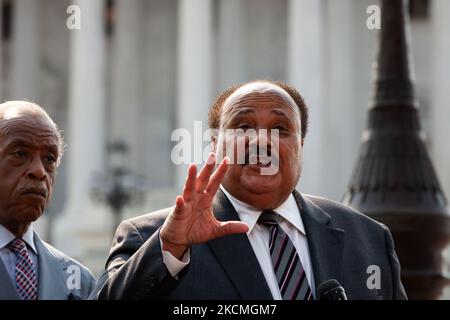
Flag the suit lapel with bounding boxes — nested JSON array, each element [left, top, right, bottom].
[[207, 190, 273, 300], [0, 257, 19, 299], [293, 191, 345, 296], [34, 232, 69, 299], [207, 189, 345, 299]]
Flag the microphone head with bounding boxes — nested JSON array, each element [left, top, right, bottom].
[[318, 279, 347, 300]]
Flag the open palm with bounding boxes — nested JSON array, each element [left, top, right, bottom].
[[160, 153, 249, 258]]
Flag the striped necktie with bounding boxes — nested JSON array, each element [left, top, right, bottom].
[[258, 210, 313, 300], [8, 238, 38, 300]]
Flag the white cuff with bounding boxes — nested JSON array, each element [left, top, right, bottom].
[[159, 237, 190, 278]]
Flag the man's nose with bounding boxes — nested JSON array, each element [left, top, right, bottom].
[[27, 156, 46, 180], [250, 129, 271, 148], [246, 130, 272, 156]]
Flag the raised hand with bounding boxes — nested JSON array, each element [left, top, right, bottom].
[[160, 153, 249, 259]]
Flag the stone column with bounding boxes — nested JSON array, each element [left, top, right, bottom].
[[110, 0, 143, 171], [140, 0, 178, 193], [0, 0, 3, 100], [176, 0, 213, 188], [349, 0, 379, 149], [216, 0, 245, 90], [431, 0, 450, 299], [54, 0, 108, 275], [287, 0, 325, 197], [323, 0, 356, 200], [430, 0, 450, 200], [10, 0, 39, 100], [244, 0, 287, 80]]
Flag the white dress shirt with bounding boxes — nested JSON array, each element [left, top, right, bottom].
[[220, 186, 315, 299], [160, 237, 190, 278], [161, 185, 315, 299], [0, 223, 39, 285]]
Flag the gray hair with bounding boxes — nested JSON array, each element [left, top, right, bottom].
[[0, 100, 66, 166]]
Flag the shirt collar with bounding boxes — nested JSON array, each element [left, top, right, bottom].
[[0, 223, 37, 254], [220, 185, 305, 236]]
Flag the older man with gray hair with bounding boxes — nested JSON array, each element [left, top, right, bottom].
[[0, 101, 95, 300]]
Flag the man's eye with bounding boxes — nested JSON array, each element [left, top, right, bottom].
[[46, 155, 57, 163], [273, 126, 288, 132], [237, 124, 252, 130], [14, 150, 26, 157]]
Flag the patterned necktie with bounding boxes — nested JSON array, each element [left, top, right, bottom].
[[8, 238, 38, 300], [258, 210, 313, 300]]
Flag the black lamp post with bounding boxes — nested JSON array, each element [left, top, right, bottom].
[[91, 141, 147, 234], [343, 0, 450, 299]]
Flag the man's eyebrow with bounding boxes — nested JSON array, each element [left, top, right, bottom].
[[7, 139, 58, 152], [7, 139, 35, 148], [271, 108, 291, 118], [229, 107, 255, 117]]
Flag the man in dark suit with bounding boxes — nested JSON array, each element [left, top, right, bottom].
[[0, 101, 96, 300], [94, 80, 407, 300]]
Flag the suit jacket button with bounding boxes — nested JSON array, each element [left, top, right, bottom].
[[148, 276, 156, 287]]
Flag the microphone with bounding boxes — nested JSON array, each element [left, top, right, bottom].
[[318, 279, 347, 300]]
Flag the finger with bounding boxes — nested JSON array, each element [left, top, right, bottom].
[[205, 156, 229, 197], [196, 153, 217, 193], [214, 221, 249, 239], [182, 164, 197, 202], [172, 195, 186, 216]]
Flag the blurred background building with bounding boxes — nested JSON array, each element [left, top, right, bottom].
[[1, 0, 449, 297]]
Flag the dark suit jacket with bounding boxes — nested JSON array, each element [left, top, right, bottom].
[[93, 190, 407, 300]]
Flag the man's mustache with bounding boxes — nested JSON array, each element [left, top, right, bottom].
[[19, 184, 48, 198], [240, 145, 279, 165]]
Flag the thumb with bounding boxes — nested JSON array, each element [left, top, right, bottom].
[[214, 221, 249, 239]]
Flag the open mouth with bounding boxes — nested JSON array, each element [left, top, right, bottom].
[[246, 155, 273, 168]]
